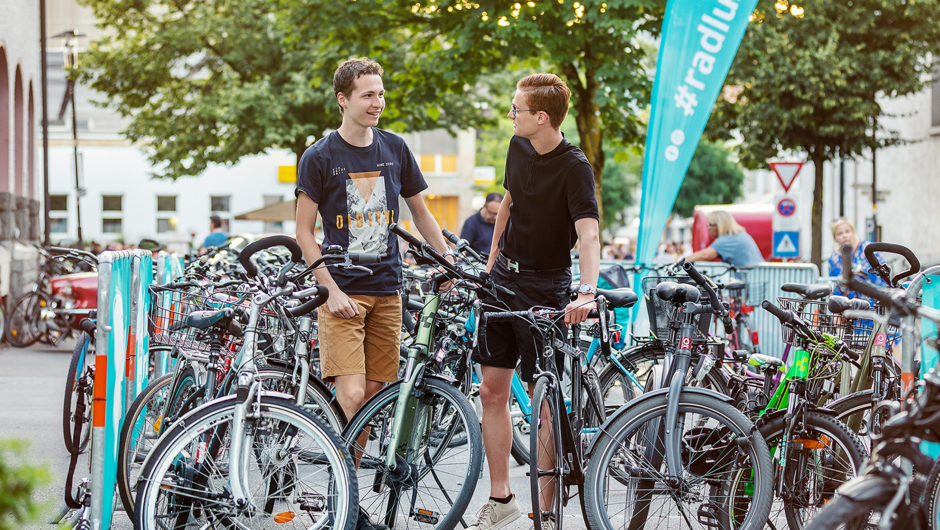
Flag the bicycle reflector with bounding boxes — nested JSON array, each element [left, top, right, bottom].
[[751, 330, 759, 346], [274, 511, 296, 523]]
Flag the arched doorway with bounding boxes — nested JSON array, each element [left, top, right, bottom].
[[14, 65, 23, 196], [0, 47, 9, 193]]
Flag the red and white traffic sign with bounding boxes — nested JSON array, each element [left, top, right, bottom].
[[770, 161, 803, 192], [773, 194, 800, 232]]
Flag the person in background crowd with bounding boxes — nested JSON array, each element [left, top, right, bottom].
[[460, 192, 503, 253], [827, 217, 887, 300], [686, 210, 764, 267], [199, 214, 228, 253]]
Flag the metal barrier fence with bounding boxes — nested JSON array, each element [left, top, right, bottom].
[[575, 260, 821, 359]]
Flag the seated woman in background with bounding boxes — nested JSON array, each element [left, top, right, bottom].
[[686, 210, 764, 268]]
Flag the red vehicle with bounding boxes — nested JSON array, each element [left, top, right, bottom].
[[690, 204, 775, 261], [5, 247, 98, 347]]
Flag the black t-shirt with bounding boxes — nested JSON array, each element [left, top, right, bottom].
[[460, 212, 495, 254], [295, 128, 428, 295], [500, 135, 598, 270]]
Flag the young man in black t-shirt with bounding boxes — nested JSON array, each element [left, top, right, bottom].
[[467, 74, 600, 530], [295, 57, 454, 530]]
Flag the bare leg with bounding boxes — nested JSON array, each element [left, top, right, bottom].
[[335, 374, 386, 467], [480, 365, 515, 498], [529, 382, 556, 515]]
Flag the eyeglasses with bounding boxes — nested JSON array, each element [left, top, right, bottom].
[[510, 104, 539, 118], [707, 223, 718, 228]]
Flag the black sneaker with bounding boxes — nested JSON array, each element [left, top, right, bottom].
[[357, 508, 390, 530]]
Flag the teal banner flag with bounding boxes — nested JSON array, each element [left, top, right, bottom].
[[635, 0, 758, 267]]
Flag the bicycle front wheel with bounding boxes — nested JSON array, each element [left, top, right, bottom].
[[583, 392, 773, 530], [62, 331, 94, 455], [531, 376, 564, 530], [343, 377, 483, 530], [134, 395, 357, 530]]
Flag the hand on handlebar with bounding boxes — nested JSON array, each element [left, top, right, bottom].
[[564, 293, 596, 326]]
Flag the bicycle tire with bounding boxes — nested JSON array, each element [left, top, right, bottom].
[[531, 376, 564, 530], [343, 377, 482, 530], [255, 366, 347, 433], [922, 455, 940, 530], [62, 332, 94, 455], [583, 391, 774, 530], [134, 395, 358, 530], [616, 342, 731, 395], [829, 390, 878, 451], [720, 411, 868, 530], [802, 492, 884, 530], [116, 373, 174, 518], [597, 361, 637, 417], [5, 291, 45, 347]]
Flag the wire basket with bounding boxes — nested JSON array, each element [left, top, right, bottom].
[[148, 285, 254, 352], [776, 296, 852, 346], [642, 276, 710, 342], [841, 303, 901, 352]]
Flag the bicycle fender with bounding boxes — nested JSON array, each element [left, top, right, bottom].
[[835, 473, 897, 504], [587, 387, 733, 457]]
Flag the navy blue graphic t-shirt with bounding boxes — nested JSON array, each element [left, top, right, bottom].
[[295, 128, 428, 295]]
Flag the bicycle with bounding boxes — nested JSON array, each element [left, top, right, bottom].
[[133, 236, 360, 530], [583, 262, 774, 530]]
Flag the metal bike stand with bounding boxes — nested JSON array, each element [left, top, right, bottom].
[[90, 251, 114, 529], [125, 253, 142, 413], [902, 264, 940, 395]]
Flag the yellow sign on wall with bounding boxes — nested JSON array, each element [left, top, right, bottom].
[[278, 166, 297, 183]]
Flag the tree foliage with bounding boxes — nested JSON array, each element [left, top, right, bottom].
[[708, 0, 940, 266], [76, 0, 491, 179], [281, 0, 665, 221], [0, 440, 49, 530], [673, 141, 745, 218]]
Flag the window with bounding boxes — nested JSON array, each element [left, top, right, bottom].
[[441, 155, 457, 173], [263, 195, 285, 234], [211, 196, 230, 212], [157, 195, 177, 212], [50, 194, 68, 211], [157, 218, 174, 233], [420, 155, 436, 173], [102, 195, 123, 211], [102, 218, 122, 233], [50, 218, 67, 233]]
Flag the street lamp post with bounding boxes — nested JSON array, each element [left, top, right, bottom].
[[52, 30, 86, 246]]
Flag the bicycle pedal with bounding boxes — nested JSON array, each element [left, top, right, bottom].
[[414, 509, 439, 525], [696, 503, 723, 528], [298, 493, 327, 512]]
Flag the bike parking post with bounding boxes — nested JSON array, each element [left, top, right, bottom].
[[89, 249, 153, 529]]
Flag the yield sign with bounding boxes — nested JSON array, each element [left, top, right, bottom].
[[770, 162, 804, 192]]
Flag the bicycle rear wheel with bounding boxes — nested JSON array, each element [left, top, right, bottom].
[[583, 392, 773, 530], [117, 373, 173, 517], [62, 332, 94, 455], [6, 291, 45, 347], [343, 377, 483, 530], [531, 376, 564, 530], [134, 395, 357, 530]]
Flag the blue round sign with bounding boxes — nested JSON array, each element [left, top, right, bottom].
[[777, 198, 796, 217]]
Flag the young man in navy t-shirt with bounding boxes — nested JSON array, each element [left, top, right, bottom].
[[294, 57, 454, 530]]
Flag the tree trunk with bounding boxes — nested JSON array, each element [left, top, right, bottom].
[[293, 136, 307, 176], [563, 65, 604, 228], [810, 155, 825, 270]]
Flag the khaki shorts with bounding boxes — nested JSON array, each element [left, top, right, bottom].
[[317, 294, 402, 383]]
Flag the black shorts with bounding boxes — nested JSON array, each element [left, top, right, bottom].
[[471, 259, 571, 382]]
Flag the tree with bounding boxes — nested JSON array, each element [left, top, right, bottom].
[[292, 0, 666, 222], [76, 0, 490, 179], [0, 440, 48, 530], [709, 0, 940, 267], [673, 141, 745, 218]]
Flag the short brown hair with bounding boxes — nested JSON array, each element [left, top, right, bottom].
[[516, 73, 570, 129], [333, 58, 384, 114]]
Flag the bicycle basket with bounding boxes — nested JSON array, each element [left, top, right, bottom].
[[148, 285, 254, 352], [776, 296, 849, 346], [842, 303, 900, 353], [642, 276, 710, 342]]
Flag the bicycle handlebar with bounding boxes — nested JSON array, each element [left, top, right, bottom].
[[238, 236, 303, 277], [442, 229, 460, 245], [683, 262, 733, 333], [864, 242, 920, 287], [285, 285, 330, 317]]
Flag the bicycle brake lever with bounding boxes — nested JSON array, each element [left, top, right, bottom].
[[343, 264, 374, 275]]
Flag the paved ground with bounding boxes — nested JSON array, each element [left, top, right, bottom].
[[0, 340, 589, 530]]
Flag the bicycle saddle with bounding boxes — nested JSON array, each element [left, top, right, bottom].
[[655, 282, 701, 304], [781, 283, 832, 300], [827, 295, 871, 315], [171, 308, 235, 332], [724, 279, 746, 291], [748, 353, 784, 369], [598, 287, 638, 308]]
